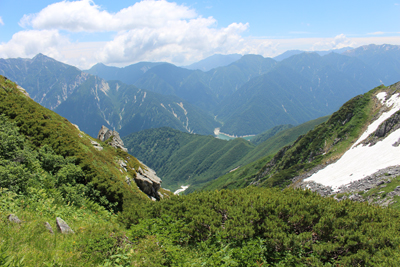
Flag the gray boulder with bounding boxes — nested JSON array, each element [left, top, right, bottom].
[[7, 214, 21, 223], [56, 217, 74, 234]]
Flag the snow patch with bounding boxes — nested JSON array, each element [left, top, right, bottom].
[[304, 92, 400, 189], [174, 185, 189, 195]]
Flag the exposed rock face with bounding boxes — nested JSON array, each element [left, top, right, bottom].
[[97, 126, 127, 152], [90, 140, 103, 151], [361, 111, 400, 146], [134, 164, 162, 200], [56, 217, 74, 234]]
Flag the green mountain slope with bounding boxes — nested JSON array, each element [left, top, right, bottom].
[[55, 76, 220, 137], [123, 115, 327, 192], [208, 83, 389, 192], [123, 127, 254, 191], [202, 115, 330, 191], [250, 124, 293, 145], [0, 75, 155, 212]]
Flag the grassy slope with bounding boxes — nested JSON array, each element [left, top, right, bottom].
[[124, 127, 255, 191], [124, 115, 329, 193], [0, 76, 150, 211], [201, 115, 330, 191]]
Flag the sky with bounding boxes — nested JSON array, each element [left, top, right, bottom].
[[1, 0, 400, 69]]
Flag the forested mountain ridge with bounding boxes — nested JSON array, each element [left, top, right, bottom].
[[54, 75, 220, 137], [123, 115, 329, 192], [0, 56, 220, 137], [85, 45, 400, 136]]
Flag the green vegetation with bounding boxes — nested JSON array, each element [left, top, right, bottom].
[[124, 127, 254, 192], [250, 124, 293, 145], [210, 84, 387, 191], [0, 75, 149, 213], [124, 187, 400, 266], [5, 182, 400, 265], [124, 115, 328, 192], [2, 76, 400, 266]]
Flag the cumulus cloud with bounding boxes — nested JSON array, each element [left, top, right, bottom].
[[97, 19, 249, 64], [311, 34, 357, 51], [19, 0, 197, 32], [0, 17, 4, 26], [11, 0, 252, 66], [0, 30, 70, 59]]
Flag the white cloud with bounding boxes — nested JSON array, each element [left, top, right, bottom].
[[368, 31, 385, 35], [0, 30, 69, 59], [0, 17, 4, 26], [12, 0, 250, 67], [311, 34, 357, 51], [97, 19, 249, 65], [19, 0, 197, 32]]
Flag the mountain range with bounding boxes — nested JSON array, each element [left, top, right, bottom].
[[1, 44, 400, 138]]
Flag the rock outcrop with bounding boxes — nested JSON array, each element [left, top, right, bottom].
[[134, 164, 162, 200], [90, 140, 103, 151], [97, 126, 127, 152], [56, 217, 74, 234], [96, 126, 162, 200]]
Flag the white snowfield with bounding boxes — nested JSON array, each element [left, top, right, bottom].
[[304, 92, 400, 189], [174, 185, 189, 195]]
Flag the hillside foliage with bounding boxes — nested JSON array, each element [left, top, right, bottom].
[[124, 116, 328, 192], [0, 76, 149, 212]]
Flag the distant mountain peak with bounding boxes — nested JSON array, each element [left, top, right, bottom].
[[32, 53, 54, 62], [183, 53, 242, 72]]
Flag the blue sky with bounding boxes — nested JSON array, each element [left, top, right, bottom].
[[1, 0, 400, 69]]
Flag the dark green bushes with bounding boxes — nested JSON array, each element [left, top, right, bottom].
[[126, 187, 400, 265]]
